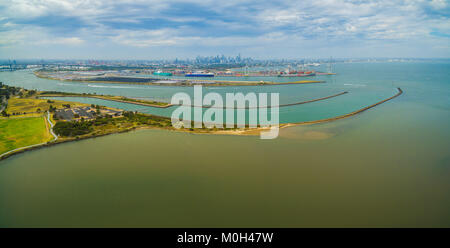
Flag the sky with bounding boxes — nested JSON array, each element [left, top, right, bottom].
[[0, 0, 449, 59]]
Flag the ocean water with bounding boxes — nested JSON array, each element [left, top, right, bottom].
[[0, 61, 448, 227]]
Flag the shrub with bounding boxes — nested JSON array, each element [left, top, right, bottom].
[[53, 121, 93, 137]]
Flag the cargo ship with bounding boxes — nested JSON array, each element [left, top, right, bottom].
[[153, 70, 173, 76], [185, 71, 215, 77], [278, 71, 316, 77]]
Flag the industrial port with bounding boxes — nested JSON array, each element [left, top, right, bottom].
[[32, 59, 336, 86]]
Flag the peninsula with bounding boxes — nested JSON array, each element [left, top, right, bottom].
[[0, 83, 403, 161]]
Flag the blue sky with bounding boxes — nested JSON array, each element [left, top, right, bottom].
[[0, 0, 449, 59]]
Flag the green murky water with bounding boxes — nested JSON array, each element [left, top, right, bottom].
[[0, 61, 449, 227]]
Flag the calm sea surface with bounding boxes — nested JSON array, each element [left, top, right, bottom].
[[0, 61, 449, 227]]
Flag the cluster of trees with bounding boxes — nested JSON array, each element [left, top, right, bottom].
[[122, 111, 171, 127], [0, 84, 39, 117], [48, 105, 57, 112], [19, 90, 37, 98], [91, 104, 102, 115], [91, 104, 101, 109], [53, 121, 93, 137], [92, 116, 114, 126], [0, 83, 21, 100], [1, 83, 21, 117], [86, 111, 171, 131], [5, 112, 27, 116], [50, 108, 178, 138], [54, 115, 118, 137]]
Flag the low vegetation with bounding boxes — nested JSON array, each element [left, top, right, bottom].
[[38, 91, 170, 107], [39, 91, 86, 96], [117, 96, 168, 106], [53, 111, 172, 138], [0, 117, 52, 154], [0, 82, 21, 100], [5, 97, 88, 116], [53, 121, 93, 137]]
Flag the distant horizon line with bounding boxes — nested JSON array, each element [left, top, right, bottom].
[[1, 57, 449, 62]]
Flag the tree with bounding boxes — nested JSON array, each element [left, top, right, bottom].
[[53, 121, 93, 137], [48, 105, 56, 112], [1, 110, 9, 117]]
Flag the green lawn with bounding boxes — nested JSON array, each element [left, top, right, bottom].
[[0, 117, 52, 155]]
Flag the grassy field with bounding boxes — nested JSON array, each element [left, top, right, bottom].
[[0, 116, 52, 155], [38, 92, 170, 107], [6, 97, 89, 116]]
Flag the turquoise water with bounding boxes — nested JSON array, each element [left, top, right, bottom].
[[0, 63, 404, 123], [0, 61, 449, 227]]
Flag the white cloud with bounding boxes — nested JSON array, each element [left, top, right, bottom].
[[0, 26, 85, 47], [429, 0, 447, 9], [48, 37, 85, 45], [0, 0, 448, 58], [110, 29, 178, 47], [6, 0, 105, 18], [260, 10, 303, 25]]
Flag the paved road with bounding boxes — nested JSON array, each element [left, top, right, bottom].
[[0, 112, 58, 159], [47, 111, 58, 140], [0, 97, 7, 113]]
